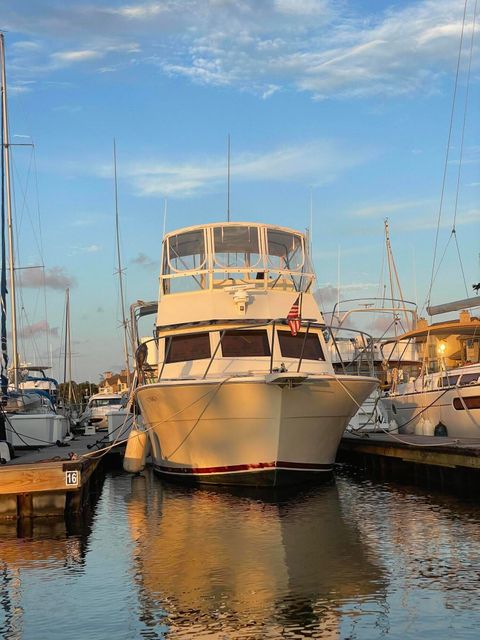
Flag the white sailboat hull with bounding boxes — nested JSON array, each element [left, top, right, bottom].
[[6, 413, 70, 448], [136, 374, 377, 486], [381, 383, 480, 437]]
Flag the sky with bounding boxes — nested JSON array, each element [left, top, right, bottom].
[[1, 0, 480, 382]]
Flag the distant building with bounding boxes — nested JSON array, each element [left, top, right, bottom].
[[98, 369, 132, 394]]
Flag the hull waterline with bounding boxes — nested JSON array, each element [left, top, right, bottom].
[[136, 375, 377, 487]]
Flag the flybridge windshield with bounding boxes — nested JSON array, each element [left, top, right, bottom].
[[167, 229, 206, 272], [267, 229, 303, 270], [161, 224, 312, 294]]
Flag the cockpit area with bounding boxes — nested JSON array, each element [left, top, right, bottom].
[[161, 223, 314, 294]]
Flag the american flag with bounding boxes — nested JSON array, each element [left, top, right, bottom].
[[287, 294, 302, 336]]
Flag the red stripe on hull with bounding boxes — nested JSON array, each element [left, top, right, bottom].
[[154, 461, 332, 475]]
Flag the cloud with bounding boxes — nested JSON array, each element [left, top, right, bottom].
[[49, 42, 141, 69], [131, 252, 157, 269], [314, 281, 378, 307], [2, 0, 472, 100], [396, 206, 480, 232], [314, 285, 339, 307], [70, 244, 102, 254], [351, 199, 432, 218], [18, 266, 76, 290], [274, 0, 330, 17], [52, 49, 102, 64], [115, 140, 368, 197], [18, 320, 58, 339]]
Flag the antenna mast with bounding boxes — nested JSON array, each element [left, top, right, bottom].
[[113, 140, 131, 387], [227, 134, 231, 222]]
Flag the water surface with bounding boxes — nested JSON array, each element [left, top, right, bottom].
[[1, 469, 480, 638]]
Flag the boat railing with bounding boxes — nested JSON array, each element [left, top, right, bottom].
[[134, 318, 376, 382]]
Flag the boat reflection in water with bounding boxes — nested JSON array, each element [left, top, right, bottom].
[[0, 518, 90, 640], [125, 472, 387, 638]]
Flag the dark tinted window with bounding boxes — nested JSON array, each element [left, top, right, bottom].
[[278, 331, 324, 361], [453, 396, 480, 410], [221, 330, 270, 357], [441, 375, 459, 387], [165, 333, 211, 363], [460, 373, 479, 385]]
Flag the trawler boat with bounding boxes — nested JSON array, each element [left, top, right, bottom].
[[134, 222, 378, 486], [381, 309, 480, 437], [77, 392, 124, 431]]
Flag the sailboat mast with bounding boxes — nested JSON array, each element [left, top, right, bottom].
[[0, 35, 18, 388], [113, 140, 131, 387], [66, 288, 73, 404], [384, 218, 410, 330]]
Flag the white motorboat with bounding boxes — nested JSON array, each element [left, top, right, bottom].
[[78, 392, 124, 431], [380, 309, 480, 437], [134, 222, 378, 486]]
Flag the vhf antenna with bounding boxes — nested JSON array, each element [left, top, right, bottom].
[[227, 133, 231, 222]]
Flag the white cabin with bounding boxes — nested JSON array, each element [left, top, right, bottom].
[[152, 222, 333, 380]]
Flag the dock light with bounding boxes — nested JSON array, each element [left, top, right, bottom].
[[437, 341, 447, 355]]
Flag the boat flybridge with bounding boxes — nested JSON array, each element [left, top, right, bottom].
[[134, 222, 378, 486]]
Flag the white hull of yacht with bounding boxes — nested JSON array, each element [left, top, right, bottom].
[[381, 383, 480, 438], [136, 374, 377, 486], [6, 413, 70, 448]]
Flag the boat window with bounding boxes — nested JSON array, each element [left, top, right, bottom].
[[90, 398, 122, 407], [441, 375, 459, 387], [266, 230, 303, 271], [460, 373, 479, 385], [165, 333, 211, 363], [221, 330, 271, 357], [167, 229, 206, 272], [278, 331, 325, 361], [453, 396, 480, 410], [213, 226, 261, 269]]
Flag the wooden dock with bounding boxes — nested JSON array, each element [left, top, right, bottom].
[[338, 432, 480, 493], [0, 434, 123, 519]]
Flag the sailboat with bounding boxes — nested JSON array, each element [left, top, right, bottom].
[[104, 141, 136, 443], [132, 221, 378, 486], [377, 2, 480, 439], [327, 219, 420, 432], [0, 34, 70, 448]]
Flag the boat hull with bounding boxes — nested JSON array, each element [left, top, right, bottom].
[[381, 383, 480, 437], [6, 413, 70, 448], [136, 375, 377, 487]]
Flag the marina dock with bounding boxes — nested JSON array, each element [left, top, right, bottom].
[[338, 432, 480, 492], [0, 434, 122, 520]]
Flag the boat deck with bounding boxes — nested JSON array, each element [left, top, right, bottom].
[[338, 431, 480, 492], [0, 433, 122, 519]]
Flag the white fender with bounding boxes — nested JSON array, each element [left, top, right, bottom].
[[422, 417, 435, 436], [389, 419, 398, 432], [123, 427, 148, 473]]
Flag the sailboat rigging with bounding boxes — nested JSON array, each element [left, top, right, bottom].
[[0, 33, 18, 390], [113, 140, 131, 388], [0, 33, 70, 448]]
